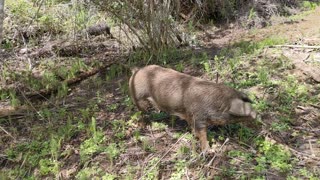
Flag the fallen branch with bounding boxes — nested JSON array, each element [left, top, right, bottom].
[[310, 104, 320, 109], [0, 125, 15, 140], [25, 62, 114, 99], [270, 45, 320, 49]]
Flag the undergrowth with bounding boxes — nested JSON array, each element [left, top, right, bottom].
[[1, 1, 320, 179]]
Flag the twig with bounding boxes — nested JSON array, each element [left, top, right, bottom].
[[0, 154, 7, 158], [270, 45, 320, 49], [206, 138, 229, 167], [308, 140, 316, 157], [310, 104, 320, 109], [138, 133, 187, 180], [185, 167, 190, 180], [0, 125, 15, 140]]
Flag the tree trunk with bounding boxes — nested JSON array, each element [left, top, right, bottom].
[[0, 0, 4, 44]]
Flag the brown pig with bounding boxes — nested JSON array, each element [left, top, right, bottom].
[[129, 65, 256, 152]]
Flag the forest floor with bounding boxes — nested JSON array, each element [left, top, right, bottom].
[[1, 5, 320, 180]]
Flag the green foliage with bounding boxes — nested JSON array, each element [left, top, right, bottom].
[[105, 143, 120, 165], [111, 119, 126, 140], [80, 117, 105, 162], [175, 61, 185, 72], [248, 8, 257, 20], [231, 36, 287, 55], [37, 13, 61, 34], [255, 139, 293, 173], [6, 0, 36, 24], [253, 99, 270, 113], [170, 160, 186, 180], [151, 122, 167, 131], [139, 136, 156, 152], [107, 103, 119, 112], [106, 64, 125, 81], [301, 1, 318, 10], [177, 145, 191, 155], [143, 157, 160, 180], [9, 91, 20, 107], [39, 159, 59, 176], [276, 75, 309, 114], [271, 122, 290, 132], [76, 166, 117, 180]]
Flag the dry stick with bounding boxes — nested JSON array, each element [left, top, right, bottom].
[[206, 137, 230, 167], [270, 45, 320, 49], [25, 62, 114, 99], [289, 145, 320, 161], [310, 104, 320, 109], [139, 133, 188, 180], [308, 140, 316, 157], [0, 125, 15, 140], [185, 167, 190, 180]]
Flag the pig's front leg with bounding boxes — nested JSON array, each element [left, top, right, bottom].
[[194, 127, 210, 153]]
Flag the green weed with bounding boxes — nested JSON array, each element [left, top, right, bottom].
[[105, 143, 120, 166], [301, 1, 318, 10], [248, 8, 257, 20], [106, 64, 124, 81], [175, 61, 185, 72], [111, 120, 126, 140], [143, 157, 160, 180], [39, 158, 59, 176], [9, 91, 20, 107], [277, 75, 309, 112], [231, 36, 287, 55], [76, 166, 117, 180], [5, 140, 52, 178], [123, 95, 134, 109], [177, 145, 191, 156], [271, 122, 290, 132], [170, 160, 187, 180], [151, 122, 167, 131], [6, 0, 36, 24], [255, 139, 293, 173], [140, 136, 155, 152], [253, 99, 270, 113], [107, 103, 119, 112], [80, 117, 105, 162]]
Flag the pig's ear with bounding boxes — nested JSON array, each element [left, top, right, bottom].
[[229, 98, 255, 117]]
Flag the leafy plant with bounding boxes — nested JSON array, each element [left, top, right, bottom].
[[105, 143, 120, 166], [255, 139, 293, 173], [170, 160, 186, 180], [143, 157, 160, 180], [80, 117, 105, 162], [151, 122, 167, 131]]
